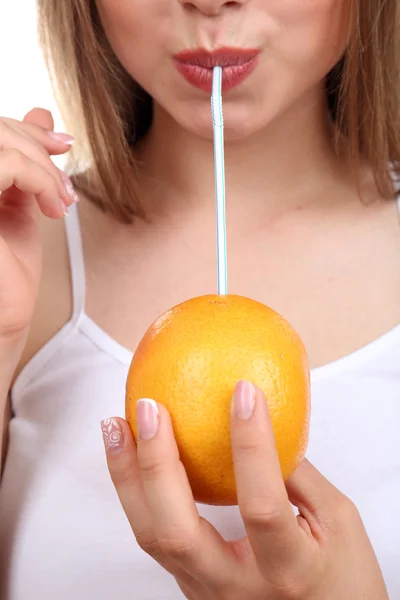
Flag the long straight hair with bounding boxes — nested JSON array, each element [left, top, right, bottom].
[[37, 0, 400, 222]]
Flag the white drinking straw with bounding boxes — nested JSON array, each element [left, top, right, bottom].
[[211, 66, 227, 296]]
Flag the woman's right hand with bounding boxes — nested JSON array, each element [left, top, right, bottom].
[[0, 107, 77, 345]]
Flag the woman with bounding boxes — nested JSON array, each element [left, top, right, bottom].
[[0, 0, 399, 598]]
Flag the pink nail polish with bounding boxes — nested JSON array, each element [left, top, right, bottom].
[[101, 418, 124, 455], [47, 131, 75, 145], [233, 381, 256, 420], [137, 399, 159, 440], [60, 170, 80, 203], [60, 199, 69, 217]]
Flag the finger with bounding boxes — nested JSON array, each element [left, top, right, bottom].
[[102, 417, 209, 594], [1, 113, 75, 155], [0, 122, 76, 207], [102, 417, 156, 553], [135, 400, 238, 589], [286, 458, 354, 537], [0, 149, 68, 218], [23, 107, 54, 130], [23, 107, 75, 154], [176, 578, 208, 600], [230, 381, 303, 573]]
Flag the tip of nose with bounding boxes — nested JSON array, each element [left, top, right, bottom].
[[179, 0, 242, 17]]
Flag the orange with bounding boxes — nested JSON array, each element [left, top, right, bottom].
[[126, 294, 310, 506]]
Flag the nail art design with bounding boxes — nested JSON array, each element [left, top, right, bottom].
[[101, 418, 123, 453], [60, 170, 80, 203], [61, 199, 69, 217]]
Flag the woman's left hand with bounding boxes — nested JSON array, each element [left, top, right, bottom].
[[101, 382, 388, 600]]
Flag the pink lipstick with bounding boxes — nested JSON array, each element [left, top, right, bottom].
[[174, 47, 259, 92]]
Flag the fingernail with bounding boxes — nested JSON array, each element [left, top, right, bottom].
[[101, 418, 124, 455], [60, 199, 69, 217], [47, 131, 75, 145], [232, 381, 256, 420], [60, 171, 80, 203], [137, 399, 159, 440]]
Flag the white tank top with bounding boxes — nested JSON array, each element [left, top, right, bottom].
[[0, 202, 399, 600]]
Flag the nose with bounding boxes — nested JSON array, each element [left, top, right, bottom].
[[178, 0, 246, 17]]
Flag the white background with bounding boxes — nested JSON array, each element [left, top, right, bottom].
[[0, 2, 65, 131]]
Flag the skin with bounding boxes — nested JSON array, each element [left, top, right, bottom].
[[96, 0, 350, 139], [104, 385, 389, 599], [0, 0, 399, 595]]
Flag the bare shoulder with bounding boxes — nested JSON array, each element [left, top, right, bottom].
[[12, 212, 72, 383]]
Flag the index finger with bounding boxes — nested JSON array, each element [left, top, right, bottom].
[[230, 381, 303, 574], [1, 116, 74, 155]]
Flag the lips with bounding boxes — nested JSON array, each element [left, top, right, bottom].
[[173, 47, 259, 92]]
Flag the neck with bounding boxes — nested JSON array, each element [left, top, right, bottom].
[[137, 83, 349, 220]]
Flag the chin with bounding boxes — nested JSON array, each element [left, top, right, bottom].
[[171, 100, 274, 142]]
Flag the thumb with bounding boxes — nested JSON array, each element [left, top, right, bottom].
[[285, 458, 349, 524], [23, 107, 55, 131]]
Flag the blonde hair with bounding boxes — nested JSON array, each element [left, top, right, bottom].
[[38, 0, 400, 223]]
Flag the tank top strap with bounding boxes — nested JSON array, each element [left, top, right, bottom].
[[64, 203, 86, 320]]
